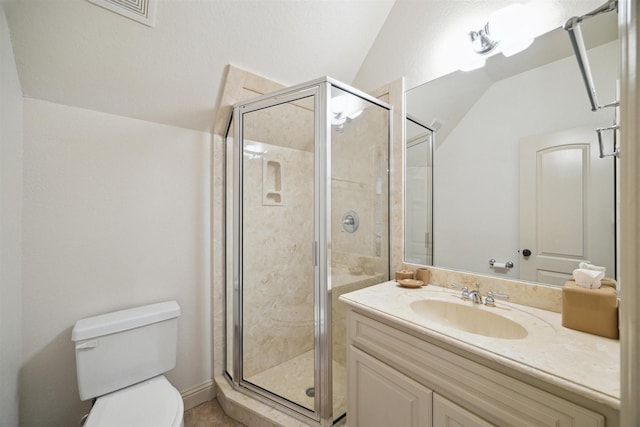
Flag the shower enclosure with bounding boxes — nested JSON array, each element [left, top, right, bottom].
[[224, 77, 391, 425]]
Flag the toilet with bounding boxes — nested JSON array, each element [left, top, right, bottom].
[[72, 301, 184, 427]]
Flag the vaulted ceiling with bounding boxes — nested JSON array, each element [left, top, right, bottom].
[[3, 0, 606, 133]]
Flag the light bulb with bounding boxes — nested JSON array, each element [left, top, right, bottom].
[[490, 3, 535, 57]]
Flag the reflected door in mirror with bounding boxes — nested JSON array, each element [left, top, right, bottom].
[[519, 126, 615, 286]]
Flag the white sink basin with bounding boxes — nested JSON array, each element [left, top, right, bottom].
[[409, 299, 528, 339]]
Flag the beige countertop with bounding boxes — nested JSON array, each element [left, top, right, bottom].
[[339, 281, 620, 410]]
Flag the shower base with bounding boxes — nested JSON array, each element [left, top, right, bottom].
[[246, 350, 347, 417]]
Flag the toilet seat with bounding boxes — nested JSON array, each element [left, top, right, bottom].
[[85, 375, 184, 427]]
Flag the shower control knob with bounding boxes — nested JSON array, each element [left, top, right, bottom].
[[522, 249, 532, 257], [341, 211, 359, 233]]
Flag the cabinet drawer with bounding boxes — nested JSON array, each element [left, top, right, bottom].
[[348, 310, 604, 427]]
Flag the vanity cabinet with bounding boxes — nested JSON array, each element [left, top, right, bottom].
[[349, 346, 433, 427], [433, 394, 493, 427], [346, 309, 606, 427]]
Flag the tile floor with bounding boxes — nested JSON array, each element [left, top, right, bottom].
[[184, 398, 246, 427]]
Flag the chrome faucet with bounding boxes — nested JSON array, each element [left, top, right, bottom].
[[450, 283, 470, 300], [467, 290, 483, 304], [485, 291, 509, 307]]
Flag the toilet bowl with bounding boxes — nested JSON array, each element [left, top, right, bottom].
[[84, 376, 183, 427], [72, 301, 184, 427]]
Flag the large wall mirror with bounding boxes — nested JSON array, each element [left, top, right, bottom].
[[405, 11, 619, 287]]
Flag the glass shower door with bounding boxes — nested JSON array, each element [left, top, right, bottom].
[[237, 91, 318, 414]]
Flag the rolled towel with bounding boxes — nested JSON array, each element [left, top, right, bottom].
[[579, 262, 606, 272], [573, 268, 605, 289]]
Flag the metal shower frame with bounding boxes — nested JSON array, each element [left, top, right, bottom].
[[226, 76, 392, 426]]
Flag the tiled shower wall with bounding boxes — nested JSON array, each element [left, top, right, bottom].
[[242, 142, 315, 377], [330, 103, 389, 269], [330, 102, 391, 368]]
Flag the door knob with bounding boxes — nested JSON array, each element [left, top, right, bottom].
[[522, 249, 532, 257]]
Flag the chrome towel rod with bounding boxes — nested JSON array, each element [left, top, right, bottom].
[[597, 124, 621, 158], [563, 0, 619, 112]]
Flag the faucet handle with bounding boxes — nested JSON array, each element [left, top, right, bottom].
[[485, 291, 509, 307], [450, 283, 470, 300]]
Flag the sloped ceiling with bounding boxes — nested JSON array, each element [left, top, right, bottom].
[[3, 0, 395, 132], [3, 0, 610, 133], [354, 0, 608, 91]]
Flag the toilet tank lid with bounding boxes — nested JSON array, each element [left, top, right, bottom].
[[72, 301, 181, 342]]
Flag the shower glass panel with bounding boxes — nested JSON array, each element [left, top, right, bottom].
[[329, 86, 390, 418], [225, 77, 391, 426], [241, 95, 316, 412]]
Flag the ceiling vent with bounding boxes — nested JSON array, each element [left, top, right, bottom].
[[88, 0, 157, 27]]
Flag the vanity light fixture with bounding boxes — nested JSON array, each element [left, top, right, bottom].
[[243, 142, 268, 159], [462, 3, 535, 70], [469, 22, 499, 55], [331, 94, 364, 132]]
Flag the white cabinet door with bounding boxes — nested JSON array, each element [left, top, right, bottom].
[[348, 346, 433, 427], [433, 394, 493, 427]]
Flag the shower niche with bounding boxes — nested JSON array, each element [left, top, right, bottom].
[[224, 77, 391, 426], [262, 157, 284, 206]]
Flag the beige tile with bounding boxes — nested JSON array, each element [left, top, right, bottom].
[[184, 398, 246, 427]]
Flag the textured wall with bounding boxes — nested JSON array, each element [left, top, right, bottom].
[[329, 91, 392, 371], [331, 103, 388, 262], [241, 142, 315, 377]]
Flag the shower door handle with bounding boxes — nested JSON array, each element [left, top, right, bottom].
[[312, 241, 318, 266]]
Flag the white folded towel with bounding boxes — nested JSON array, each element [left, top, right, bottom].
[[573, 263, 606, 289], [578, 262, 606, 272]]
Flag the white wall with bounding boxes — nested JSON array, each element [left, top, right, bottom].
[[0, 5, 23, 427], [434, 41, 617, 278], [21, 98, 211, 427]]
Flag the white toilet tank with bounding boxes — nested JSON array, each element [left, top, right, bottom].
[[72, 301, 181, 401]]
